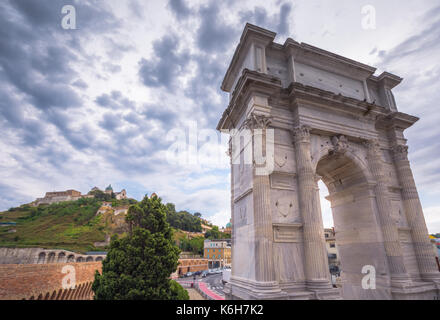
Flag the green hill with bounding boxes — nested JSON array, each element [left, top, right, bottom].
[[0, 196, 214, 253], [0, 198, 116, 252]]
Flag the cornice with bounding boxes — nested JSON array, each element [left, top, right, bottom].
[[221, 23, 276, 92], [287, 81, 391, 119], [217, 69, 282, 131]]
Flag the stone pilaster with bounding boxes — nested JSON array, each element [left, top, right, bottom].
[[228, 138, 235, 277], [292, 125, 332, 290], [244, 114, 276, 284], [364, 140, 409, 282], [392, 144, 440, 281]]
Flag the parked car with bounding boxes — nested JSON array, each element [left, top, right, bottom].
[[202, 270, 208, 278], [193, 270, 202, 276], [207, 269, 215, 275], [185, 272, 193, 277]]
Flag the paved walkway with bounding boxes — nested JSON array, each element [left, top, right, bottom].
[[187, 288, 205, 300]]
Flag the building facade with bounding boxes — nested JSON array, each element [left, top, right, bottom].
[[204, 240, 232, 268], [324, 228, 340, 273], [32, 185, 127, 207]]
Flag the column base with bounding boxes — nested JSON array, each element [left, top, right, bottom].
[[306, 279, 342, 300], [228, 276, 287, 300], [227, 277, 341, 300], [420, 272, 440, 282], [391, 280, 439, 300]]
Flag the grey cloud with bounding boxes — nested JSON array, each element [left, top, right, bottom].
[[95, 91, 136, 110], [100, 112, 122, 131], [168, 0, 192, 19], [104, 62, 122, 73], [138, 35, 189, 88], [142, 104, 177, 124], [0, 0, 118, 152], [277, 3, 292, 36], [0, 182, 33, 211], [239, 2, 293, 37], [72, 79, 88, 89], [374, 5, 440, 198], [196, 2, 237, 53]]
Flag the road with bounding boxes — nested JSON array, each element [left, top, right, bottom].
[[175, 272, 225, 298], [200, 273, 224, 297]]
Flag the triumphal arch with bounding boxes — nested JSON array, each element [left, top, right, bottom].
[[217, 24, 440, 300]]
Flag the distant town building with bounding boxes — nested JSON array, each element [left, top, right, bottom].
[[32, 185, 127, 207], [204, 239, 231, 268], [32, 189, 88, 206], [324, 228, 340, 273], [114, 189, 127, 200], [104, 184, 113, 195], [201, 224, 212, 234], [430, 235, 440, 258], [220, 219, 232, 235]]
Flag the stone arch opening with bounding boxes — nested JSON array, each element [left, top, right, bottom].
[[95, 256, 103, 262], [316, 152, 389, 299], [67, 254, 75, 262], [57, 252, 66, 263], [37, 252, 46, 264], [76, 257, 83, 262], [86, 256, 93, 262], [47, 252, 56, 263]]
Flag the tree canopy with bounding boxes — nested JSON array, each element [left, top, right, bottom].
[[204, 225, 231, 240], [165, 204, 202, 233], [92, 194, 188, 300], [179, 236, 204, 255]]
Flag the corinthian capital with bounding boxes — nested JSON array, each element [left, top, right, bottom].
[[291, 125, 311, 144], [243, 113, 272, 131], [392, 144, 409, 161]]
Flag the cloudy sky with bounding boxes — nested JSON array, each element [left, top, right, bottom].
[[0, 0, 439, 231]]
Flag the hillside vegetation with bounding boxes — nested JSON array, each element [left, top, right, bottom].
[[0, 198, 106, 252], [0, 196, 219, 253]]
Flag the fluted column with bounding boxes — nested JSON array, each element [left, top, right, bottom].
[[364, 140, 409, 281], [292, 125, 331, 289], [245, 114, 276, 283], [392, 144, 440, 280]]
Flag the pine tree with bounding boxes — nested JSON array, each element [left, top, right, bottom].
[[92, 194, 188, 300]]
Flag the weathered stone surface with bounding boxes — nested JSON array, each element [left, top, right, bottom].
[[218, 23, 440, 300]]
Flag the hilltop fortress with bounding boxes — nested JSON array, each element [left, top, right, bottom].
[[31, 185, 127, 207]]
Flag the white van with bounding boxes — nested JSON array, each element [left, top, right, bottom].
[[222, 268, 231, 284]]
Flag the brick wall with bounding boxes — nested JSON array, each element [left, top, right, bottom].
[[175, 258, 209, 276], [0, 262, 102, 300], [1, 258, 208, 299]]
